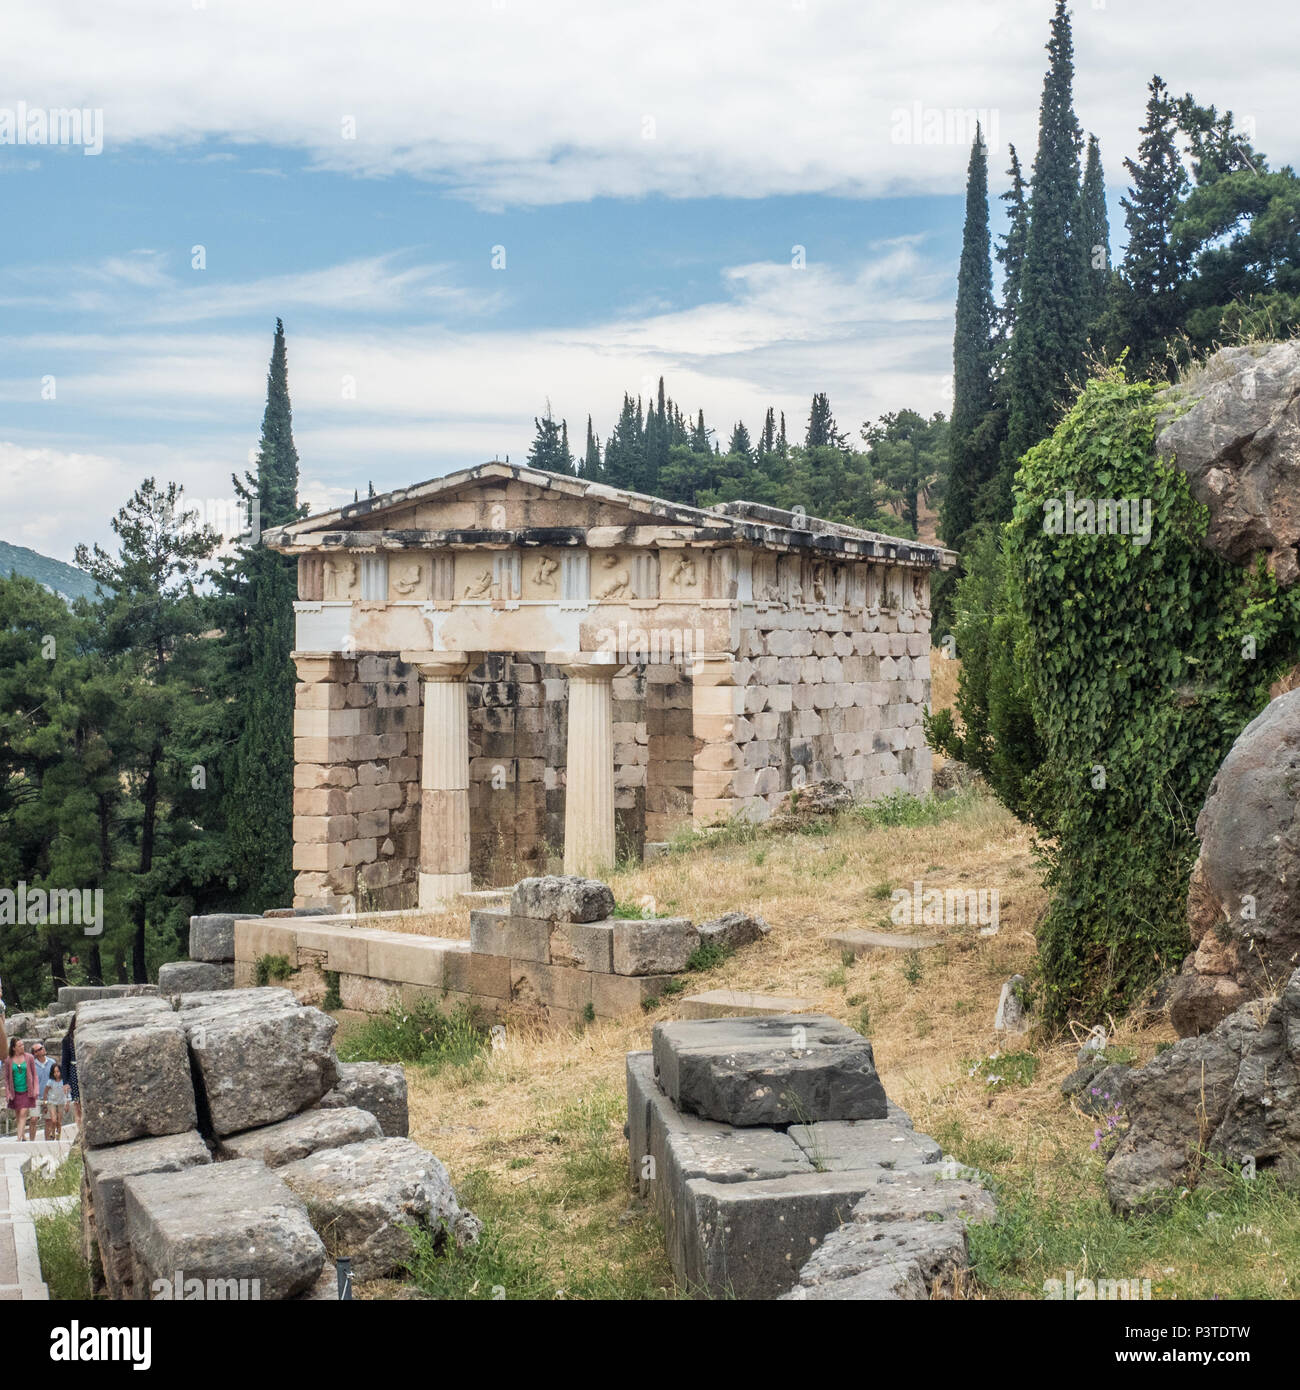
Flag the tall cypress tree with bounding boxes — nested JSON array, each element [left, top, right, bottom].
[[1003, 0, 1088, 475], [220, 320, 300, 910], [583, 415, 601, 477], [944, 125, 998, 549], [758, 407, 777, 457], [1079, 134, 1112, 338], [996, 145, 1030, 345], [1114, 76, 1188, 378]]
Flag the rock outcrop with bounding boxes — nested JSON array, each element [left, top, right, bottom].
[[1156, 340, 1300, 588], [1168, 688, 1300, 1036]]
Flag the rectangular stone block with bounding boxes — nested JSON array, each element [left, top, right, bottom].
[[442, 945, 511, 999], [364, 933, 448, 989], [503, 914, 552, 963], [591, 972, 678, 1016], [157, 960, 234, 995], [509, 959, 592, 1014], [125, 1159, 325, 1301], [651, 1014, 888, 1127], [549, 921, 615, 972], [468, 908, 506, 956], [77, 997, 197, 1148], [611, 917, 699, 976], [188, 913, 258, 963]]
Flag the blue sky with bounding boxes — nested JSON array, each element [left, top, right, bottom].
[[2, 0, 1296, 557]]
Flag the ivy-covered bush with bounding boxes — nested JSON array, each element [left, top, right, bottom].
[[1009, 371, 1300, 1024]]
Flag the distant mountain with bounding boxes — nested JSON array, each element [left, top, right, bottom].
[[0, 540, 101, 603]]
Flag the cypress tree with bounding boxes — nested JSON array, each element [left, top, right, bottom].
[[1003, 0, 1088, 474], [1115, 76, 1188, 378], [995, 145, 1030, 344], [221, 320, 300, 910], [1079, 134, 1112, 337], [805, 393, 836, 447], [727, 420, 753, 461], [758, 407, 777, 457], [944, 126, 998, 550], [777, 412, 788, 456], [583, 415, 601, 477]]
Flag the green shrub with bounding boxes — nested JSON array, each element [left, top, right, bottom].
[[337, 998, 489, 1070], [254, 953, 292, 987], [1008, 372, 1300, 1023], [322, 971, 342, 1012]]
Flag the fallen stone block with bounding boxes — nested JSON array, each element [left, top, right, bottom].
[[179, 988, 338, 1136], [157, 961, 234, 995], [218, 1106, 382, 1166], [653, 1014, 888, 1127], [84, 1131, 212, 1297], [125, 1158, 325, 1300], [679, 989, 813, 1019], [188, 913, 259, 963], [612, 917, 698, 976], [316, 1061, 409, 1137], [845, 1167, 998, 1228], [826, 930, 943, 958], [77, 997, 197, 1148], [784, 1217, 970, 1300], [57, 983, 158, 1011], [279, 1137, 470, 1280], [696, 912, 771, 952], [510, 875, 614, 923], [788, 1118, 942, 1172]]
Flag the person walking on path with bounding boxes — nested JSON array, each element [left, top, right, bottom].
[[60, 1018, 81, 1130], [30, 1042, 53, 1100], [41, 1064, 68, 1141], [4, 1038, 39, 1142]]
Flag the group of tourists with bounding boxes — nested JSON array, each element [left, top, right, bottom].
[[0, 1003, 80, 1143]]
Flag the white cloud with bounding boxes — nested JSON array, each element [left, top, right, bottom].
[[4, 0, 1296, 205]]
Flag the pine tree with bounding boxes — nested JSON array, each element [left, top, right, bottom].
[[726, 421, 753, 461], [526, 403, 570, 474], [944, 125, 999, 549], [805, 393, 836, 448], [1079, 134, 1112, 337], [1003, 1, 1088, 474], [689, 409, 711, 454], [1113, 77, 1189, 377]]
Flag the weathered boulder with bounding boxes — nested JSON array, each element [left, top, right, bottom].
[[178, 988, 338, 1136], [695, 911, 771, 953], [509, 875, 614, 924], [278, 1137, 472, 1280], [612, 917, 699, 975], [76, 997, 197, 1148], [125, 1158, 325, 1300], [157, 961, 234, 996], [1105, 1004, 1264, 1212], [217, 1106, 382, 1167], [316, 1061, 409, 1137], [1208, 969, 1300, 1185], [188, 913, 258, 963], [83, 1132, 212, 1296], [1156, 341, 1300, 587], [783, 1216, 970, 1300], [653, 1014, 888, 1127], [1169, 689, 1300, 1035], [771, 779, 855, 826]]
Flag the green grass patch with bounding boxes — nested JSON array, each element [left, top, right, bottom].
[[337, 999, 491, 1072], [966, 1050, 1039, 1089], [34, 1206, 93, 1301], [25, 1147, 82, 1199], [685, 939, 733, 973], [254, 953, 292, 987]]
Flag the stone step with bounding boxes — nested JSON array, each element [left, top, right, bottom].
[[678, 989, 814, 1019], [827, 929, 944, 957]]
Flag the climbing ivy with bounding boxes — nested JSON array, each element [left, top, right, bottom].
[[1007, 371, 1300, 1024]]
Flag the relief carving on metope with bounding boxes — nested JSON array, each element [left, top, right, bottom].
[[779, 554, 802, 606], [323, 555, 360, 600], [753, 554, 781, 605], [521, 550, 561, 600], [298, 554, 324, 602], [456, 552, 494, 600], [911, 569, 931, 618], [866, 564, 882, 616], [664, 552, 699, 598], [593, 550, 631, 601], [809, 561, 828, 606], [389, 557, 427, 599]]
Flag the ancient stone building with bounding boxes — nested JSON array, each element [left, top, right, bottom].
[[264, 464, 954, 911]]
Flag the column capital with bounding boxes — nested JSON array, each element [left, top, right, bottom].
[[401, 650, 471, 681], [551, 652, 619, 681]]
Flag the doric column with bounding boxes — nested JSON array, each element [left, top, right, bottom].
[[412, 653, 472, 908], [557, 655, 618, 877]]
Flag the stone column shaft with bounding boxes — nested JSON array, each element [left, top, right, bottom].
[[559, 658, 617, 877], [412, 654, 471, 908]]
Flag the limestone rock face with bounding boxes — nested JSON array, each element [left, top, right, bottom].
[[1156, 341, 1300, 587], [1169, 689, 1300, 1035], [1105, 1004, 1265, 1212], [509, 875, 614, 923], [316, 1061, 409, 1137], [178, 988, 338, 1136], [278, 1137, 470, 1280], [76, 997, 197, 1148], [124, 1158, 325, 1300]]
